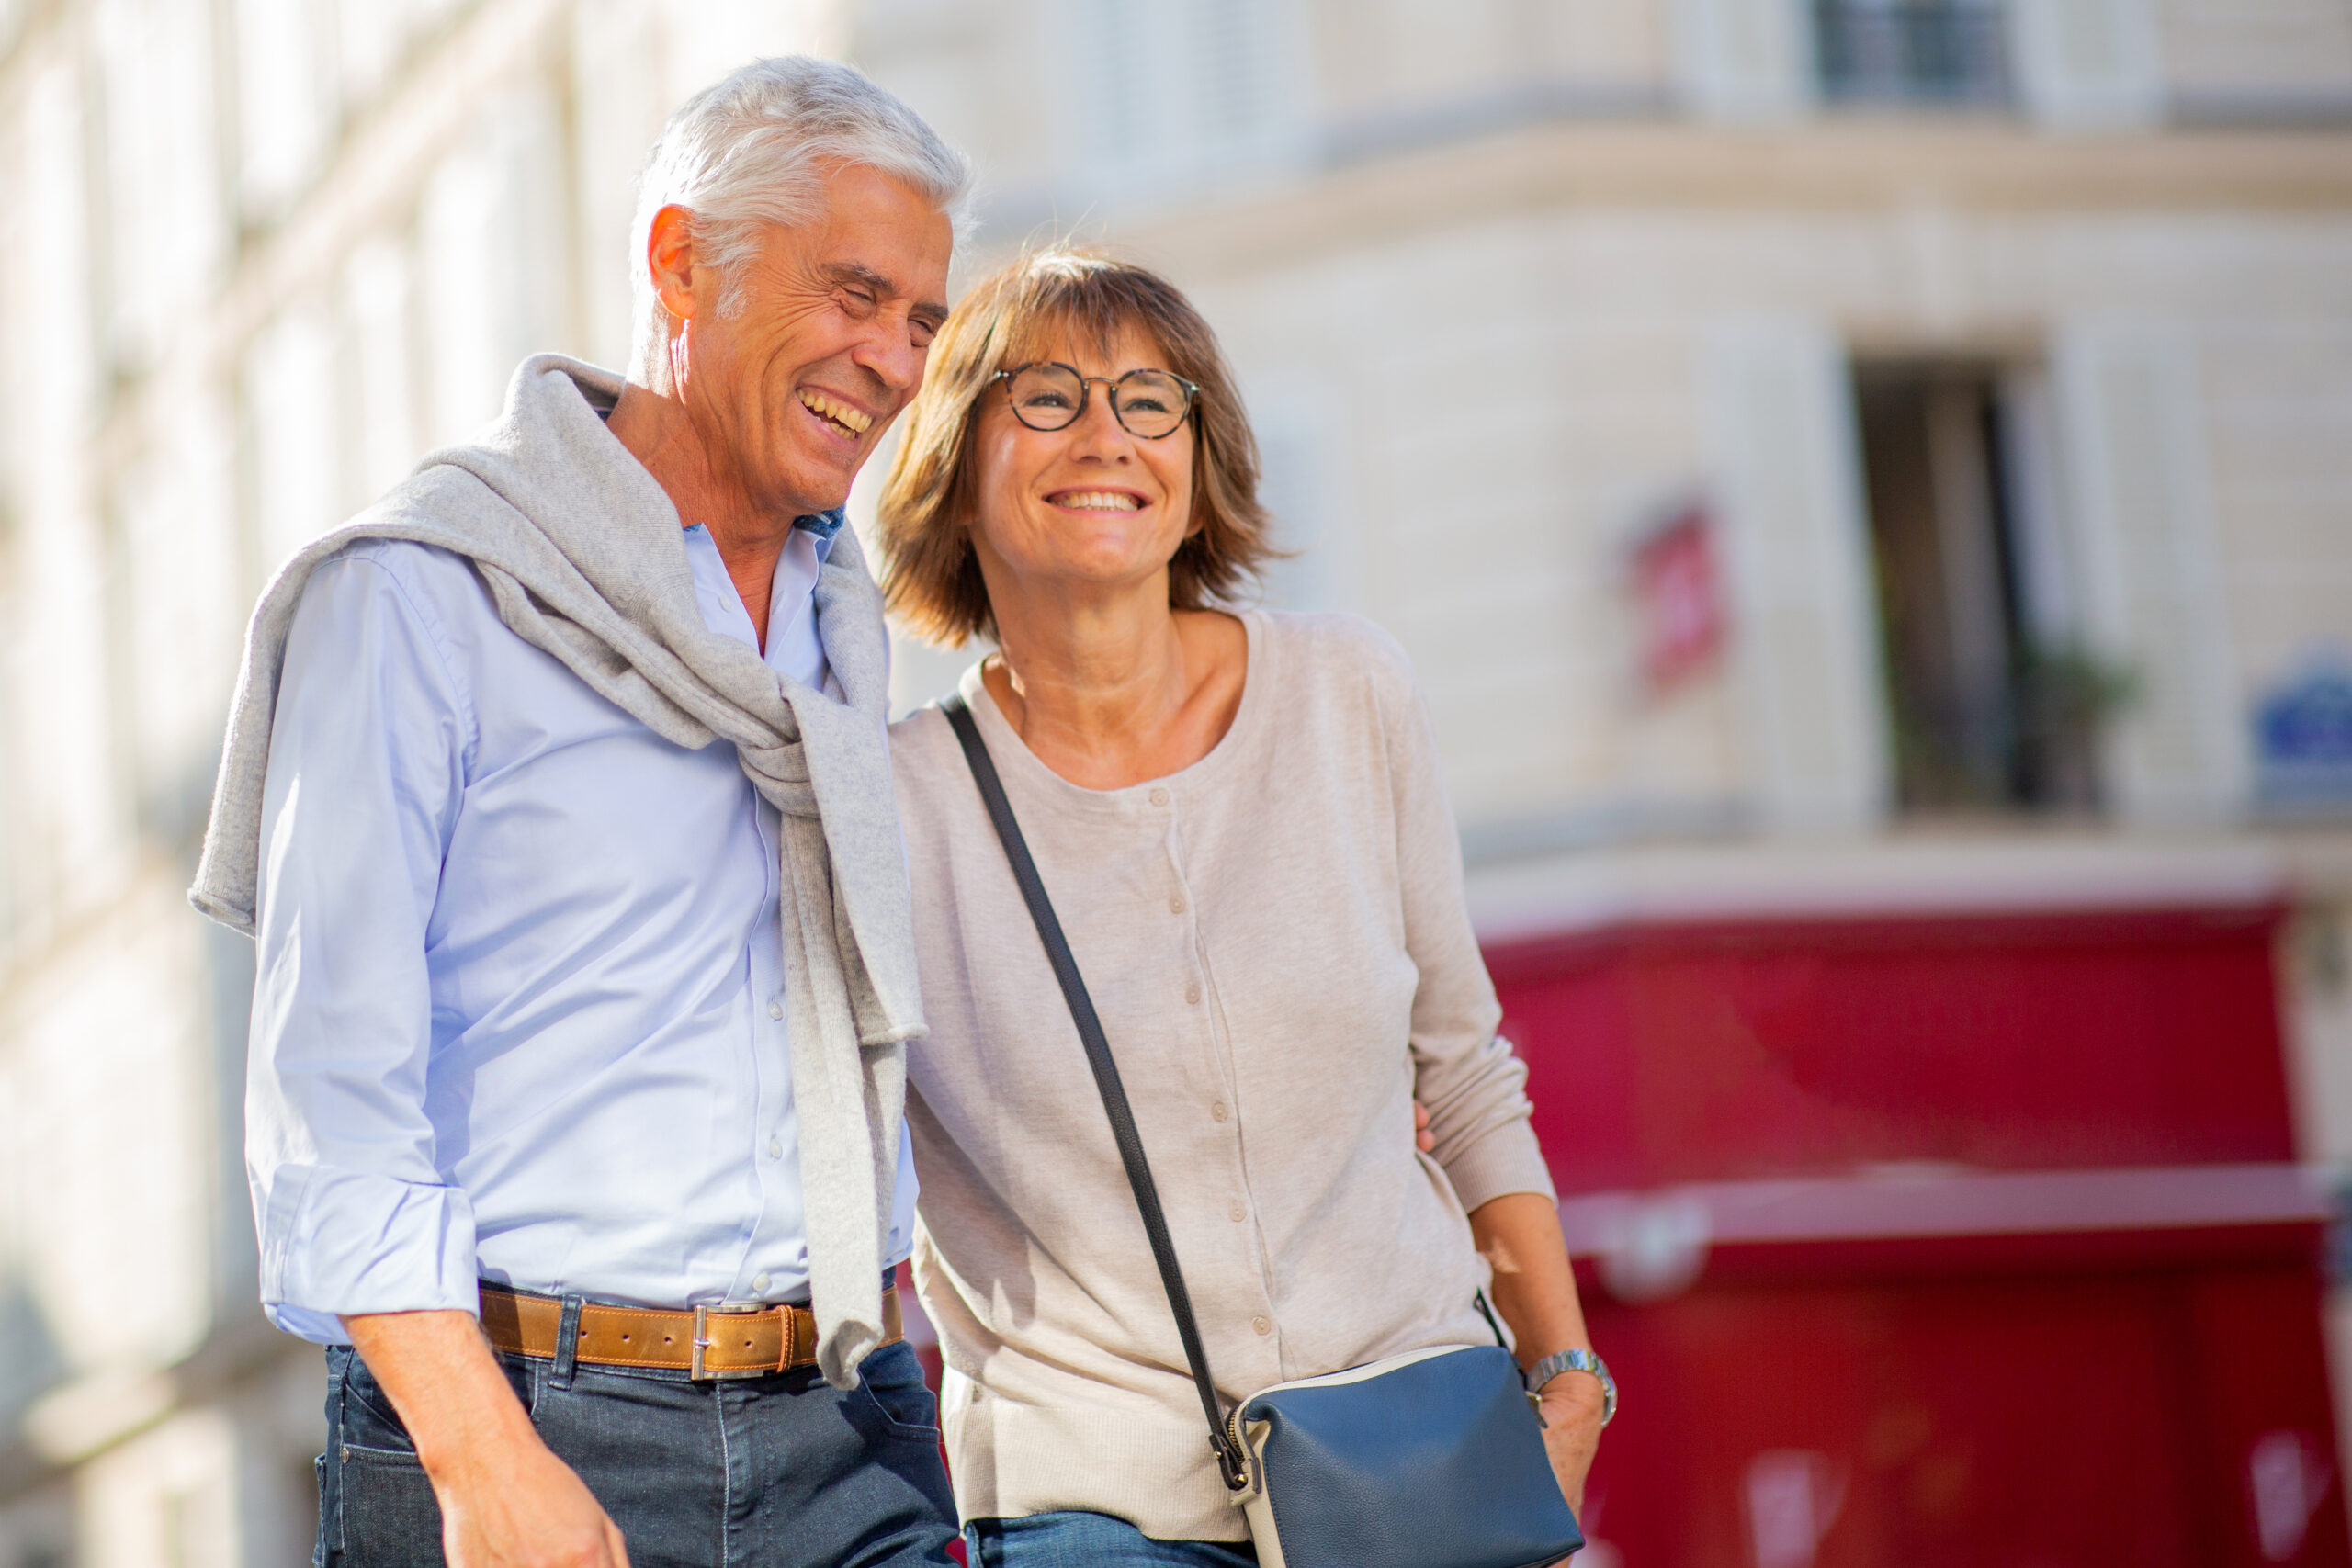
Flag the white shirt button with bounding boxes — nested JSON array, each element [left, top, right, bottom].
[[1185, 983, 1202, 1005], [1169, 894, 1185, 913], [767, 999, 783, 1021], [767, 1137, 783, 1159], [1229, 1204, 1247, 1223], [752, 1272, 772, 1292], [1148, 787, 1170, 807], [1211, 1101, 1229, 1122], [1252, 1315, 1272, 1336]]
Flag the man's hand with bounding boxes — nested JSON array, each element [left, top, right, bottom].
[[343, 1310, 630, 1568], [1413, 1099, 1435, 1154], [433, 1428, 630, 1568], [1534, 1369, 1606, 1515]]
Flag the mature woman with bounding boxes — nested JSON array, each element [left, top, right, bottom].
[[876, 251, 1607, 1567]]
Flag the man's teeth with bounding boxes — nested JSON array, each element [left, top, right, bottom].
[[1056, 491, 1142, 511], [797, 390, 872, 434]]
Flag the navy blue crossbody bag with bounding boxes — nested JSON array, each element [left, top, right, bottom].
[[943, 694, 1584, 1568]]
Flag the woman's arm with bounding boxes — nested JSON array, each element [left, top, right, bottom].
[[1471, 1193, 1606, 1513], [1353, 626, 1609, 1510]]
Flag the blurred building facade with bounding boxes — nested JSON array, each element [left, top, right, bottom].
[[850, 3, 2352, 1562], [0, 0, 2347, 1564], [0, 2, 852, 1562]]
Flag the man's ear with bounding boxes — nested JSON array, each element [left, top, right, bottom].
[[645, 204, 701, 322]]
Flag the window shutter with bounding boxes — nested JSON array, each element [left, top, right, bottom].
[[232, 0, 330, 223], [416, 86, 562, 448], [246, 301, 340, 568], [1706, 319, 1891, 831], [1670, 0, 1816, 120], [1251, 395, 1342, 613], [2052, 321, 2247, 821], [1188, 0, 1290, 157], [2008, 0, 2163, 130], [1076, 0, 1306, 199]]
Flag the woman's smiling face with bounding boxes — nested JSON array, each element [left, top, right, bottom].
[[966, 320, 1197, 600]]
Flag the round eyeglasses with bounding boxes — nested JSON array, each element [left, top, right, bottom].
[[991, 362, 1200, 441]]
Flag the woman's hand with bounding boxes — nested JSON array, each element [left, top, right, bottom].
[[1534, 1369, 1607, 1515], [1466, 1192, 1608, 1516], [1413, 1100, 1435, 1154]]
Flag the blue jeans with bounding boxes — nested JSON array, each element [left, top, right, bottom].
[[316, 1339, 957, 1567], [966, 1512, 1257, 1567]]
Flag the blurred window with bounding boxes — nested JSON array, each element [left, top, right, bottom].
[[1815, 0, 2011, 107], [1079, 0, 1310, 200], [1856, 363, 2101, 814]]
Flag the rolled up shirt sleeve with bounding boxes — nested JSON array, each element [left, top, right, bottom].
[[245, 550, 480, 1341], [1379, 643, 1558, 1213]]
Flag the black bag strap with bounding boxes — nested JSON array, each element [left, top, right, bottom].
[[941, 693, 1250, 1490]]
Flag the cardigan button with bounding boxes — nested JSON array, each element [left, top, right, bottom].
[[1211, 1101, 1228, 1122], [1148, 787, 1170, 807], [1252, 1315, 1272, 1336], [1185, 984, 1201, 1005]]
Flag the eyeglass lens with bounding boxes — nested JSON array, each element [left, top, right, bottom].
[[1004, 364, 1192, 439]]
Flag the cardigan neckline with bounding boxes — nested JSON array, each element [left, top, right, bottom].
[[952, 606, 1271, 815]]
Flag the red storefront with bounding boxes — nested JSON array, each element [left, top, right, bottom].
[[1492, 896, 2344, 1567]]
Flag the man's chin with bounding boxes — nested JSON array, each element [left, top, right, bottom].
[[772, 456, 861, 520]]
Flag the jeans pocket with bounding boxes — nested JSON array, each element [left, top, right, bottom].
[[335, 1444, 444, 1567], [498, 1350, 541, 1418], [854, 1341, 942, 1439], [336, 1358, 418, 1457]]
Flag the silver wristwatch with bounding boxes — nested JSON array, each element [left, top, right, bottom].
[[1528, 1348, 1617, 1427]]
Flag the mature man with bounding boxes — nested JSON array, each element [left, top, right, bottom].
[[192, 59, 967, 1568]]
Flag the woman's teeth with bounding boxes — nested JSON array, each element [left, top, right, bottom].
[[1054, 491, 1142, 511], [797, 390, 872, 435]]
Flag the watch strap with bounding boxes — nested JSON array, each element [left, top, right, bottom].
[[1529, 1347, 1617, 1427]]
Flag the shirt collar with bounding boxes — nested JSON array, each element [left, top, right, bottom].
[[795, 508, 846, 560]]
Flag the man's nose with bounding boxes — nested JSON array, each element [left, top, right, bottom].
[[853, 316, 926, 397]]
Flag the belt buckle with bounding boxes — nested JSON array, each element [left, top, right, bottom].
[[690, 1303, 774, 1382]]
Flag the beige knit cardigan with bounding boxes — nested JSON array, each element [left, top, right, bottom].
[[889, 609, 1557, 1541]]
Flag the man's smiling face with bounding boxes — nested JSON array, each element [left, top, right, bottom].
[[679, 163, 953, 518]]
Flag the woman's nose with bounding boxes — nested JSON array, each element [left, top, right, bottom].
[[1066, 390, 1133, 457]]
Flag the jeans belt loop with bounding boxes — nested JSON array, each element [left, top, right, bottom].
[[550, 1294, 583, 1390]]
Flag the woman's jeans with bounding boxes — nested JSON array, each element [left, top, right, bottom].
[[316, 1338, 957, 1568], [966, 1511, 1258, 1567]]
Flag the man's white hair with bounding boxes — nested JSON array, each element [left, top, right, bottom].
[[629, 56, 971, 366]]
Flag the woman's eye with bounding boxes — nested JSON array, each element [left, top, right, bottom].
[[1021, 391, 1075, 410], [1124, 395, 1171, 415]]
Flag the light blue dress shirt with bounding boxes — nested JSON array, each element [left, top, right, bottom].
[[246, 516, 917, 1345]]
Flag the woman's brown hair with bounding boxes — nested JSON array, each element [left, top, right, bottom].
[[876, 248, 1276, 646]]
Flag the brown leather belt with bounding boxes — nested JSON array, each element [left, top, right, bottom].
[[479, 1283, 903, 1381]]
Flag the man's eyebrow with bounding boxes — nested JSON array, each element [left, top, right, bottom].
[[823, 262, 897, 294], [825, 262, 947, 323]]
